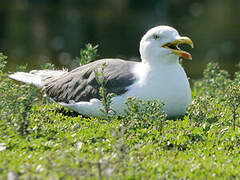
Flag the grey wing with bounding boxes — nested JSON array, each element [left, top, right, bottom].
[[42, 59, 138, 103]]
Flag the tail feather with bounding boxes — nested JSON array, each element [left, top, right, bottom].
[[8, 69, 67, 88], [8, 72, 42, 88]]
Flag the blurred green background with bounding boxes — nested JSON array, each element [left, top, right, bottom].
[[0, 0, 240, 78]]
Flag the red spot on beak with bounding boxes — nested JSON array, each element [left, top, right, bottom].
[[181, 52, 192, 60]]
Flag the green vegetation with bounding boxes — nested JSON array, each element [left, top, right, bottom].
[[75, 43, 99, 66], [0, 48, 240, 179]]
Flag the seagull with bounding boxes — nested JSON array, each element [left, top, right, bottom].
[[9, 25, 194, 117]]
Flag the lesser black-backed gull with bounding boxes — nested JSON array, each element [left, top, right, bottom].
[[9, 25, 194, 117]]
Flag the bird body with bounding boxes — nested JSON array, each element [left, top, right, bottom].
[[9, 25, 193, 117]]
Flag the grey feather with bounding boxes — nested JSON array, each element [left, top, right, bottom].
[[42, 59, 137, 103]]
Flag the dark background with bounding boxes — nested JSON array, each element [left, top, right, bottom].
[[1, 0, 240, 78]]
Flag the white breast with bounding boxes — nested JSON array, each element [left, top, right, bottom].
[[111, 62, 192, 117]]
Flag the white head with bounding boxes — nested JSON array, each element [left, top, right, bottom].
[[140, 25, 194, 64]]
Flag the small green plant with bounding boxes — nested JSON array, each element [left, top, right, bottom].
[[123, 97, 167, 132], [76, 43, 99, 66], [187, 95, 226, 124], [192, 62, 240, 130], [194, 62, 231, 97], [16, 64, 28, 72], [224, 76, 240, 130], [15, 85, 40, 136], [0, 53, 40, 136], [41, 62, 56, 70], [0, 82, 40, 136], [0, 53, 7, 72], [95, 63, 116, 119]]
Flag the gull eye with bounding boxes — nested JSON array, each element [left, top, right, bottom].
[[153, 34, 160, 40]]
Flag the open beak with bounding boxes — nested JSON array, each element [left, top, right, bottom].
[[162, 36, 194, 60]]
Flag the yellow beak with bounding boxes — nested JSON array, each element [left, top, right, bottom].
[[162, 36, 194, 60]]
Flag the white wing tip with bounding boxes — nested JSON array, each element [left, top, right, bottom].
[[8, 72, 42, 88]]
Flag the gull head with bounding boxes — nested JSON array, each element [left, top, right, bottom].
[[140, 25, 194, 64]]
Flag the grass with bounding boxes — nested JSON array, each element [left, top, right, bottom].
[[0, 49, 240, 179]]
